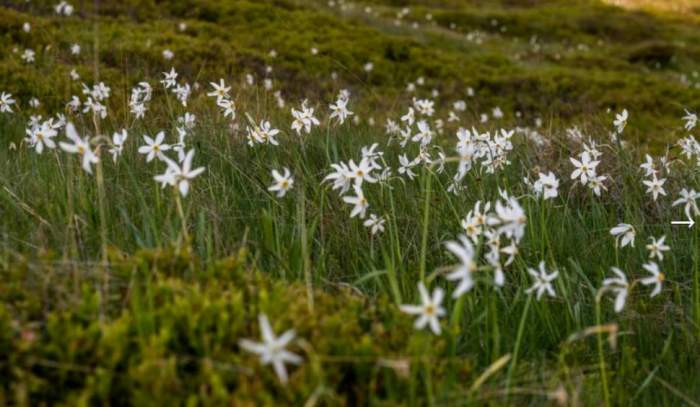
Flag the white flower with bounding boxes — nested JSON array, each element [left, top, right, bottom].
[[613, 109, 628, 134], [291, 100, 320, 135], [642, 175, 666, 201], [342, 184, 369, 219], [348, 158, 378, 187], [672, 188, 700, 220], [640, 262, 664, 297], [324, 162, 353, 194], [70, 43, 81, 55], [610, 223, 635, 248], [639, 154, 656, 177], [217, 99, 236, 119], [398, 154, 418, 180], [138, 132, 171, 162], [488, 196, 527, 243], [399, 282, 446, 335], [525, 261, 558, 300], [162, 49, 174, 60], [109, 129, 128, 163], [329, 97, 354, 125], [532, 171, 559, 200], [570, 151, 599, 185], [59, 122, 99, 174], [602, 267, 629, 313], [363, 214, 385, 235], [444, 234, 477, 298], [207, 79, 230, 102], [588, 174, 607, 196], [682, 109, 697, 131], [239, 314, 302, 385], [268, 168, 294, 198], [26, 122, 57, 154], [21, 49, 35, 63], [0, 92, 16, 113], [247, 120, 280, 146], [153, 149, 205, 197], [412, 120, 433, 145], [646, 236, 670, 261], [161, 68, 178, 89]]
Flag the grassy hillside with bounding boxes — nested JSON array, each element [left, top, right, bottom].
[[2, 0, 700, 405]]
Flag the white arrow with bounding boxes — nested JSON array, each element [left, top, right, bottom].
[[671, 218, 695, 228]]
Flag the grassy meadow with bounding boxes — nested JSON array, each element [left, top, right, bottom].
[[1, 0, 700, 405]]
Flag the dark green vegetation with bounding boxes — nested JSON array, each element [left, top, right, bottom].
[[2, 0, 700, 405], [1, 0, 700, 144]]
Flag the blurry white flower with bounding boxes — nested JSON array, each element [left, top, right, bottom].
[[646, 236, 670, 261], [525, 261, 558, 300], [682, 109, 697, 131], [21, 49, 35, 63], [162, 49, 174, 60], [207, 79, 230, 102], [400, 282, 445, 335], [153, 149, 205, 197], [268, 168, 294, 198], [109, 129, 128, 162], [239, 314, 302, 385], [0, 92, 16, 113], [26, 122, 57, 154], [672, 188, 700, 220], [602, 267, 629, 313], [444, 234, 477, 298], [59, 122, 99, 174], [610, 223, 635, 248], [329, 97, 354, 125], [642, 175, 666, 201], [363, 214, 385, 235], [343, 184, 369, 219], [640, 262, 664, 297], [613, 109, 628, 134], [291, 100, 320, 135]]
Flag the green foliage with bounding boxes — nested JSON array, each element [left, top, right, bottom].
[[0, 248, 450, 405]]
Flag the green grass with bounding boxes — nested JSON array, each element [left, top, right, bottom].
[[1, 0, 700, 405]]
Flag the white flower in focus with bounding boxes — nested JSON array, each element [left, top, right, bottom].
[[138, 132, 171, 162], [570, 151, 599, 185]]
